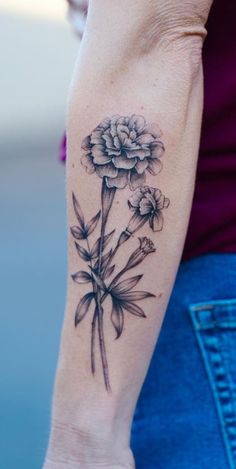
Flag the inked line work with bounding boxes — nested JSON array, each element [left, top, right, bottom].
[[70, 115, 169, 391]]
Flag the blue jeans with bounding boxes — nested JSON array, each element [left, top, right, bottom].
[[131, 254, 236, 469]]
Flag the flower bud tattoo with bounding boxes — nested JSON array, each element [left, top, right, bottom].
[[70, 115, 170, 391]]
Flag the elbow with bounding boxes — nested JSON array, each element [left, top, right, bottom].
[[135, 22, 207, 84], [129, 2, 209, 79]]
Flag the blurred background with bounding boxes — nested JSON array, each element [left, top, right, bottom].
[[0, 2, 78, 467]]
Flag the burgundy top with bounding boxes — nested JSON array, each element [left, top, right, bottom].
[[183, 0, 236, 259], [61, 0, 236, 260]]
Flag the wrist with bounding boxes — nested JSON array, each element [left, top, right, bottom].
[[44, 363, 134, 467], [44, 418, 134, 469]]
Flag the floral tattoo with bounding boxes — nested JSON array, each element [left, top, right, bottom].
[[70, 114, 169, 391]]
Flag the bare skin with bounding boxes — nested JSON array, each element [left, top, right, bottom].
[[44, 1, 214, 467]]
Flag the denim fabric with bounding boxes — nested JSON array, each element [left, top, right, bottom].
[[131, 254, 236, 469], [190, 299, 236, 468]]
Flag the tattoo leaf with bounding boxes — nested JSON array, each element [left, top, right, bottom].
[[94, 249, 113, 273], [72, 192, 85, 228], [91, 230, 115, 259], [115, 291, 156, 301], [111, 300, 124, 339], [75, 292, 94, 326], [85, 211, 101, 236], [71, 271, 92, 284], [71, 225, 87, 240], [103, 264, 115, 279], [75, 242, 91, 262], [122, 301, 146, 318], [89, 268, 107, 291], [110, 275, 143, 295]]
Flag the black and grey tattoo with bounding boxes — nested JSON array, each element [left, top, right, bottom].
[[70, 115, 169, 391]]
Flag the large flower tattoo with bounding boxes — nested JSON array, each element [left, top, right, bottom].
[[81, 114, 164, 190], [71, 114, 170, 391]]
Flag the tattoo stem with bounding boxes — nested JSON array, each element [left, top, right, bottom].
[[91, 309, 97, 374], [86, 236, 97, 375], [102, 228, 132, 278], [96, 179, 116, 390], [102, 225, 137, 278], [96, 292, 111, 392]]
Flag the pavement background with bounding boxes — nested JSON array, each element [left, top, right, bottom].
[[0, 3, 78, 467]]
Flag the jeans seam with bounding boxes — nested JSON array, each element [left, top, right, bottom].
[[190, 304, 236, 469], [217, 331, 236, 458]]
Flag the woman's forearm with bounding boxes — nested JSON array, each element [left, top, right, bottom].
[[44, 1, 213, 467]]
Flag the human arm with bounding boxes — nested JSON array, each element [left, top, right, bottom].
[[44, 1, 214, 467]]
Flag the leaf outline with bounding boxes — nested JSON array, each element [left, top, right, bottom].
[[75, 292, 95, 326]]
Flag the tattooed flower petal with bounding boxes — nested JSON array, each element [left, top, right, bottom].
[[81, 135, 90, 151], [81, 154, 95, 174], [144, 122, 162, 137], [149, 212, 164, 231], [135, 159, 149, 174], [112, 154, 137, 169], [151, 142, 165, 158], [92, 145, 111, 164], [129, 171, 146, 190], [129, 114, 145, 132], [125, 211, 148, 235], [81, 114, 165, 189], [128, 185, 169, 232], [124, 237, 156, 270], [138, 237, 156, 254], [95, 163, 118, 178], [147, 158, 160, 175], [106, 169, 129, 189]]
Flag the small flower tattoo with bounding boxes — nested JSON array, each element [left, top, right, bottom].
[[124, 237, 156, 271], [128, 186, 170, 232]]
